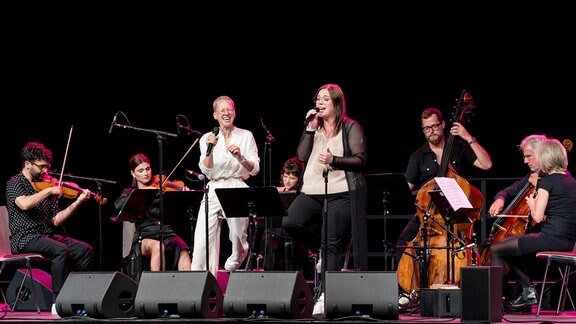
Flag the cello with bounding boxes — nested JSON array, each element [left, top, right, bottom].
[[477, 137, 573, 267], [397, 91, 484, 295], [477, 180, 534, 269]]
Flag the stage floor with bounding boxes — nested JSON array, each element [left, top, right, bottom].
[[1, 305, 576, 323]]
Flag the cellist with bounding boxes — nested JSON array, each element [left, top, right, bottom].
[[491, 138, 576, 314], [488, 134, 547, 218], [481, 134, 546, 302], [395, 107, 492, 304]]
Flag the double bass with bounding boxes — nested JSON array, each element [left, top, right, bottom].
[[397, 91, 484, 295]]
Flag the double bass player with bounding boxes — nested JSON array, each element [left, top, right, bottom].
[[395, 107, 492, 305]]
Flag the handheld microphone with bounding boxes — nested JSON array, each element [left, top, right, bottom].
[[185, 169, 206, 181], [303, 108, 320, 126], [176, 116, 181, 135], [108, 113, 117, 134], [206, 127, 220, 157]]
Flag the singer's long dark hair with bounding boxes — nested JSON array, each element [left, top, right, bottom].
[[315, 83, 347, 134]]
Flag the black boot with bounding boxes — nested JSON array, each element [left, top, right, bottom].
[[505, 285, 538, 310]]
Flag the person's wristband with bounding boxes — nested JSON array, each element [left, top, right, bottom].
[[468, 137, 477, 145], [305, 129, 316, 134]]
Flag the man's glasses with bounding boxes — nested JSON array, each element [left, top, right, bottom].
[[32, 162, 50, 171], [421, 123, 441, 133]]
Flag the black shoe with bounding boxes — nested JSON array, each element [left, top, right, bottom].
[[506, 286, 539, 309], [504, 302, 532, 314], [522, 285, 538, 305]]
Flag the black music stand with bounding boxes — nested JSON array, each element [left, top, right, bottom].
[[365, 173, 415, 271], [163, 190, 205, 249], [112, 189, 158, 282], [215, 187, 287, 271], [428, 189, 479, 284]]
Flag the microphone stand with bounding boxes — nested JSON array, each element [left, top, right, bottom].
[[260, 118, 275, 187], [319, 167, 329, 298], [51, 171, 116, 270], [261, 119, 275, 268], [114, 122, 177, 271], [203, 178, 210, 272]]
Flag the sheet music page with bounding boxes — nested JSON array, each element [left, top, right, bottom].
[[434, 177, 473, 210]]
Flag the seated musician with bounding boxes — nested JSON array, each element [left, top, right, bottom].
[[490, 138, 576, 313], [257, 157, 304, 271], [114, 153, 191, 281], [395, 107, 492, 306], [483, 135, 547, 301]]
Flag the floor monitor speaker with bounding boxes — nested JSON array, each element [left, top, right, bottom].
[[134, 271, 223, 318], [325, 271, 399, 320], [224, 271, 313, 319], [55, 271, 138, 318], [6, 268, 52, 311]]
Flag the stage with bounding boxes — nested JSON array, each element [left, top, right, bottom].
[[1, 306, 576, 323]]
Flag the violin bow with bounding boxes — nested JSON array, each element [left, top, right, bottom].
[[58, 125, 74, 193], [163, 137, 200, 184]]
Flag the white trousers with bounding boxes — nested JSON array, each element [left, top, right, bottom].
[[191, 178, 249, 278]]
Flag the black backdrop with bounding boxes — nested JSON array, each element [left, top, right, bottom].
[[3, 14, 574, 271]]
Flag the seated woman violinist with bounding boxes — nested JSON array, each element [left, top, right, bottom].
[[114, 153, 191, 280]]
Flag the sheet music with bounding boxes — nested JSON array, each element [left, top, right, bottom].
[[434, 177, 473, 210]]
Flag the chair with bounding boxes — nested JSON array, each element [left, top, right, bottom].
[[0, 206, 48, 314], [535, 250, 576, 317], [0, 254, 48, 313]]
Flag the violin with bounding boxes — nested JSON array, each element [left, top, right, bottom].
[[151, 174, 187, 191], [34, 175, 108, 205]]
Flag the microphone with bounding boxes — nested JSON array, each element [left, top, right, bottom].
[[185, 169, 206, 181], [303, 108, 320, 126], [260, 118, 275, 143], [453, 242, 476, 254], [108, 113, 117, 134], [206, 126, 220, 157], [176, 116, 181, 135]]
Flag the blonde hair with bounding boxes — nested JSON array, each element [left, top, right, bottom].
[[537, 138, 568, 174]]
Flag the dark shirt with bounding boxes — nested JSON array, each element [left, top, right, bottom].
[[494, 173, 531, 203], [538, 173, 576, 241], [114, 187, 180, 243], [405, 140, 477, 190], [5, 172, 58, 252]]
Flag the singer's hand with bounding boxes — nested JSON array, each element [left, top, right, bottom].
[[228, 145, 242, 160], [305, 108, 319, 129], [207, 133, 219, 147], [318, 147, 334, 165]]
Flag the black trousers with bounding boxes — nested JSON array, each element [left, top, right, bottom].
[[282, 192, 351, 273], [22, 235, 94, 299]]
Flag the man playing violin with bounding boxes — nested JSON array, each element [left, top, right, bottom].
[[5, 141, 94, 314]]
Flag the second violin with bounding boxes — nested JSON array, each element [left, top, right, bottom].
[[151, 174, 187, 191]]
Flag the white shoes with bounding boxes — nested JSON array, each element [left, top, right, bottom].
[[51, 303, 59, 316], [312, 293, 325, 317]]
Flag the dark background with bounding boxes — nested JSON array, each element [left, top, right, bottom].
[[2, 11, 574, 271]]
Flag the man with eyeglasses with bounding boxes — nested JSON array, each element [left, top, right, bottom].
[[5, 141, 94, 315], [394, 107, 492, 306]]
